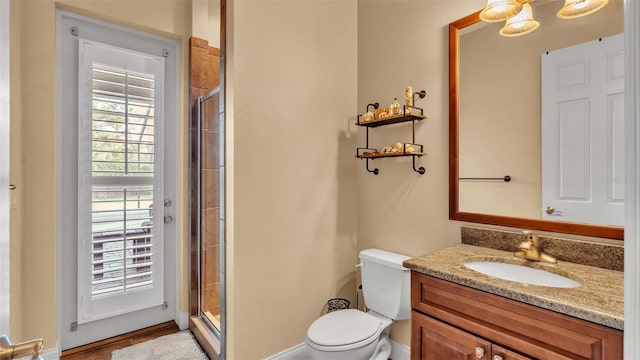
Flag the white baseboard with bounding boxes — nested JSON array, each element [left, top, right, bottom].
[[43, 346, 60, 360], [266, 343, 309, 360], [266, 339, 409, 360], [176, 310, 189, 330], [20, 346, 59, 360]]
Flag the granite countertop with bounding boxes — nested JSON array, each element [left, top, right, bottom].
[[403, 244, 624, 330]]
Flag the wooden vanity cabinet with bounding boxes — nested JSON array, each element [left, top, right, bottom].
[[413, 312, 531, 360], [410, 272, 623, 360]]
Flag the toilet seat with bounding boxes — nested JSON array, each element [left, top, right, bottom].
[[306, 309, 382, 352]]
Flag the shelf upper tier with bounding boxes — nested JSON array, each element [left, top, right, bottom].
[[357, 113, 426, 128], [357, 151, 427, 159]]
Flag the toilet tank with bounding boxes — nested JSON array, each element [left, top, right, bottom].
[[359, 248, 411, 321]]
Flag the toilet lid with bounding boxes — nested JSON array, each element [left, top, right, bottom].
[[307, 309, 380, 346]]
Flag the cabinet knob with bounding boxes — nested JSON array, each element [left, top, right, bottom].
[[493, 355, 504, 360], [475, 346, 485, 359]]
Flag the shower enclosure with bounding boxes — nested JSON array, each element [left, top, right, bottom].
[[190, 85, 225, 358]]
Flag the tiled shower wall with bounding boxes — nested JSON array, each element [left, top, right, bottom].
[[189, 37, 220, 317]]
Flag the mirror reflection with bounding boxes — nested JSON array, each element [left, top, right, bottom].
[[457, 0, 624, 229]]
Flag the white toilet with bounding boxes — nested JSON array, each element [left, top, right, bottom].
[[305, 248, 411, 360]]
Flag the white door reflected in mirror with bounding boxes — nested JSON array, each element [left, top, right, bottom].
[[541, 33, 625, 227]]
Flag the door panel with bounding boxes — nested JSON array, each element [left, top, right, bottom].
[[542, 33, 624, 226], [557, 99, 591, 201], [76, 39, 165, 324]]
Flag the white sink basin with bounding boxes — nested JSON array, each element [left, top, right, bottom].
[[464, 261, 581, 288]]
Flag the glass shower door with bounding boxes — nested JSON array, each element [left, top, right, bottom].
[[200, 88, 223, 332], [193, 86, 225, 354]]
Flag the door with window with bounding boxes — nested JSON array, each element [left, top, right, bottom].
[[58, 12, 179, 349]]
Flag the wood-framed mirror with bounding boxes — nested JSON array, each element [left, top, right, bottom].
[[449, 2, 624, 241]]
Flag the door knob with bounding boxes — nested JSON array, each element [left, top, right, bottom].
[[475, 346, 485, 359], [493, 355, 504, 360], [544, 206, 563, 216]]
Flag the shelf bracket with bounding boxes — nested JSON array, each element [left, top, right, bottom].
[[366, 159, 379, 175], [413, 157, 426, 175]]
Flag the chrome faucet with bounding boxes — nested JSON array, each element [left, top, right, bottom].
[[0, 335, 43, 360], [514, 231, 557, 264]]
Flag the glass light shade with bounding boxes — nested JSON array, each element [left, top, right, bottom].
[[480, 0, 523, 22], [499, 4, 540, 37], [557, 0, 609, 19]]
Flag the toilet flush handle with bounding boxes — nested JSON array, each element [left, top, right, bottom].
[[355, 262, 364, 268]]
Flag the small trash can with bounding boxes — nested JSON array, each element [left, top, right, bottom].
[[327, 298, 350, 312]]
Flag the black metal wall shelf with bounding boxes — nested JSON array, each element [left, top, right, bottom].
[[355, 91, 427, 175], [357, 113, 426, 128], [357, 150, 427, 159]]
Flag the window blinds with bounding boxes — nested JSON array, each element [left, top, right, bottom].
[[90, 65, 156, 298], [77, 39, 165, 323]]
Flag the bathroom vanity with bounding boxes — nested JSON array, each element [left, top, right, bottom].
[[404, 245, 623, 360]]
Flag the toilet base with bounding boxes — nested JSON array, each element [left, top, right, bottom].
[[307, 338, 378, 360], [370, 333, 391, 360]]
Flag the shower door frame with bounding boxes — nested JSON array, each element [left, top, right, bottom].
[[189, 86, 226, 360]]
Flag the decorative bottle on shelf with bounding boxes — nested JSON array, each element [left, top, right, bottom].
[[389, 98, 401, 116], [405, 86, 413, 114]]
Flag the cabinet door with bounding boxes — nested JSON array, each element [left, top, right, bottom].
[[412, 311, 491, 360], [492, 344, 532, 360]]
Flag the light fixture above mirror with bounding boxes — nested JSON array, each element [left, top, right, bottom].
[[480, 0, 523, 22], [499, 3, 540, 37], [557, 0, 610, 19], [480, 0, 610, 37]]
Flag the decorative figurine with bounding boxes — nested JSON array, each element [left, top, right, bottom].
[[405, 86, 413, 114], [363, 111, 374, 121], [375, 108, 390, 119]]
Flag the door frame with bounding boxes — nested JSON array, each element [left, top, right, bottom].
[[624, 0, 640, 357], [55, 10, 182, 351], [0, 0, 10, 336]]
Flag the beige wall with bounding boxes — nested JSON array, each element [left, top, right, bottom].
[[10, 0, 195, 348], [459, 0, 624, 218], [226, 0, 358, 358], [192, 0, 221, 47], [357, 0, 485, 346]]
